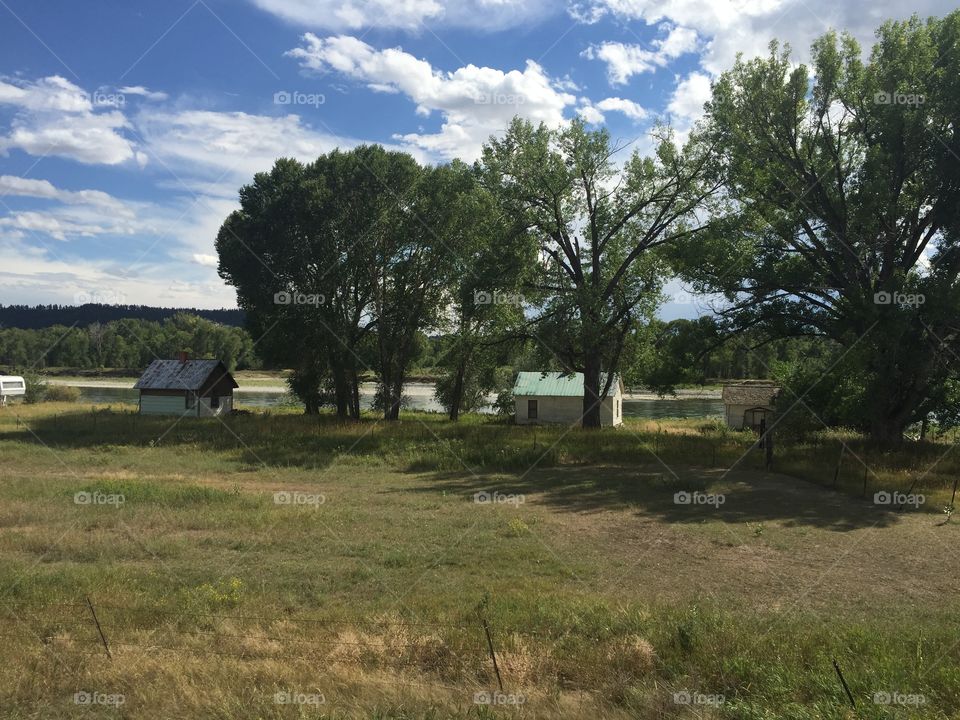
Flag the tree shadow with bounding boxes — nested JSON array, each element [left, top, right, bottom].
[[396, 464, 907, 530]]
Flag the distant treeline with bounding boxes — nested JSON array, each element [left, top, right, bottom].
[[0, 304, 245, 330], [0, 314, 260, 372]]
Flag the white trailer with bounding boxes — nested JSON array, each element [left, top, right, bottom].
[[0, 376, 26, 406]]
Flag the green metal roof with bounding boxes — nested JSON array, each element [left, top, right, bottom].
[[512, 372, 621, 397]]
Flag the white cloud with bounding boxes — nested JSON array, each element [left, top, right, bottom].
[[248, 0, 555, 31], [117, 85, 169, 101], [574, 0, 957, 76], [666, 71, 711, 127], [578, 103, 606, 124], [0, 76, 139, 165], [582, 24, 698, 85], [137, 110, 345, 179], [596, 97, 648, 122], [192, 253, 219, 267], [286, 33, 577, 159]]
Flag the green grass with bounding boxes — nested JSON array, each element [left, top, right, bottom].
[[0, 403, 958, 718]]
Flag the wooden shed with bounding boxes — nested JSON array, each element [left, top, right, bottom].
[[513, 372, 624, 426], [134, 355, 238, 417], [722, 383, 779, 431]]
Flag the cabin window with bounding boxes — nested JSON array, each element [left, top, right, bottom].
[[210, 396, 220, 409], [186, 393, 196, 410], [528, 399, 538, 419]]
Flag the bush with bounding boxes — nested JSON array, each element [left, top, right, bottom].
[[44, 385, 80, 402], [22, 373, 47, 404]]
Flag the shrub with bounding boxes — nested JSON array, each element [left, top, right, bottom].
[[21, 373, 47, 404], [44, 385, 80, 402]]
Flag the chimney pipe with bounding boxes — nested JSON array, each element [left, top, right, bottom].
[[178, 351, 189, 364]]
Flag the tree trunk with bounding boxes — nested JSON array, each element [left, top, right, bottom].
[[870, 416, 906, 448], [582, 357, 602, 429], [350, 373, 361, 420], [448, 359, 467, 422]]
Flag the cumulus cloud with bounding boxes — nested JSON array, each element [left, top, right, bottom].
[[582, 24, 698, 85], [286, 33, 577, 159], [666, 71, 712, 128], [248, 0, 555, 31], [0, 76, 139, 165], [117, 85, 169, 101], [573, 0, 957, 76]]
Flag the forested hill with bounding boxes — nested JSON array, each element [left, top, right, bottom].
[[0, 304, 245, 329]]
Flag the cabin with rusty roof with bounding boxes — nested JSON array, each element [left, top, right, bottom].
[[134, 353, 238, 417], [722, 382, 779, 431]]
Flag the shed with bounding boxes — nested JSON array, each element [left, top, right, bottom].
[[0, 375, 26, 405], [513, 372, 624, 426], [134, 355, 238, 417], [722, 383, 779, 431]]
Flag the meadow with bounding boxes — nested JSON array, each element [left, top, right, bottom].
[[1, 402, 958, 718]]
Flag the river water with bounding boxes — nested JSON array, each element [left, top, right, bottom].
[[75, 385, 722, 420]]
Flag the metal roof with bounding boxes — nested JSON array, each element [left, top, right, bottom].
[[721, 383, 779, 406], [513, 371, 622, 397], [134, 359, 238, 391]]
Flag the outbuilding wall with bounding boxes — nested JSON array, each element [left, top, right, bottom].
[[515, 392, 623, 427]]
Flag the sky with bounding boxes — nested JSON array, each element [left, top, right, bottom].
[[0, 0, 954, 319]]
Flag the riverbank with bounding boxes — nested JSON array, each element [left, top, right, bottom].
[[47, 376, 723, 400]]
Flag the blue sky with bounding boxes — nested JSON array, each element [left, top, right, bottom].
[[0, 0, 952, 316]]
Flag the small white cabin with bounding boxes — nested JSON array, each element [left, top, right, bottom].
[[0, 375, 26, 405], [134, 357, 238, 417], [722, 383, 779, 430], [513, 372, 624, 426]]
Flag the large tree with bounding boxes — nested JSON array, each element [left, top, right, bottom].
[[481, 118, 723, 427], [687, 13, 960, 445]]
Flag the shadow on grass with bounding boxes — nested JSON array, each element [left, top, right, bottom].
[[398, 464, 904, 530]]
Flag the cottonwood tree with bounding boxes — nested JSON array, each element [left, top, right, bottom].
[[481, 118, 724, 428], [433, 172, 536, 421], [217, 148, 415, 417], [372, 161, 472, 420], [687, 13, 960, 446]]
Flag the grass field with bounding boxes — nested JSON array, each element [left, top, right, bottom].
[[1, 403, 958, 718]]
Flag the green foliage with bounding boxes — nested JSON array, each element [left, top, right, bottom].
[[684, 12, 960, 445], [43, 385, 80, 403], [0, 314, 258, 372], [21, 372, 46, 404]]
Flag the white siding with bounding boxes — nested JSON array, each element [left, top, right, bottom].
[[140, 394, 192, 416], [515, 389, 623, 427]]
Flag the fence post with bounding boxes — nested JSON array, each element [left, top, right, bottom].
[[832, 658, 856, 709], [481, 616, 504, 693], [832, 445, 845, 488], [85, 595, 112, 659]]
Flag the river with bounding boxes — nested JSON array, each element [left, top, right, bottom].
[[72, 383, 722, 420]]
